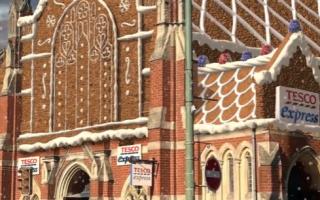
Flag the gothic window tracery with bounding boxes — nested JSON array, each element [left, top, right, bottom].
[[52, 0, 117, 131]]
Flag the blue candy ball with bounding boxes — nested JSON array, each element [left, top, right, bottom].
[[241, 51, 252, 61], [198, 55, 208, 67], [289, 20, 301, 33]]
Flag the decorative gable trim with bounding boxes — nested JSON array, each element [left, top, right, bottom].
[[253, 32, 320, 85]]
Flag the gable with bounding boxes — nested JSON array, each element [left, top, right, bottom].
[[256, 48, 320, 119]]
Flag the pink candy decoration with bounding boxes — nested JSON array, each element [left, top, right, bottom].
[[260, 44, 273, 55], [218, 52, 232, 64]]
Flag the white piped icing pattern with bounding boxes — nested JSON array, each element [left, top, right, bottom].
[[254, 32, 320, 85], [19, 127, 148, 153], [195, 66, 258, 124], [195, 31, 320, 132]]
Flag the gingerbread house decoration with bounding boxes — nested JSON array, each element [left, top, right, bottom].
[[194, 28, 320, 134]]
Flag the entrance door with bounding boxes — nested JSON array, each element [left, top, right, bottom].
[[64, 169, 90, 200], [287, 153, 320, 200]]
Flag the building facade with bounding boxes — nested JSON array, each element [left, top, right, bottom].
[[0, 0, 318, 199]]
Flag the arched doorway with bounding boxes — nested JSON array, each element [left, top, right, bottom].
[[287, 151, 320, 200], [64, 169, 90, 200]]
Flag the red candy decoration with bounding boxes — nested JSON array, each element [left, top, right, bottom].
[[218, 52, 232, 64], [260, 44, 273, 55]]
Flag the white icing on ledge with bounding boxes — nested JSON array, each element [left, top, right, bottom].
[[19, 88, 32, 95], [199, 51, 275, 73], [18, 117, 148, 139], [19, 127, 148, 153], [194, 119, 276, 134], [195, 118, 320, 135], [253, 32, 320, 85], [137, 5, 157, 13], [118, 31, 154, 41], [142, 68, 150, 76], [21, 53, 51, 62]]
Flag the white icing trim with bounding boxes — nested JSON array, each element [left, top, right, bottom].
[[291, 0, 297, 20], [199, 50, 275, 73], [194, 118, 276, 134], [199, 0, 208, 33], [117, 31, 154, 41], [196, 118, 320, 135], [137, 5, 157, 13], [18, 127, 148, 153], [19, 88, 32, 95], [142, 68, 150, 76], [231, 0, 237, 42], [17, 0, 48, 27], [254, 32, 320, 85], [19, 117, 148, 140], [21, 53, 51, 62], [263, 0, 271, 44]]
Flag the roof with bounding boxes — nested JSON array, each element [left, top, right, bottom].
[[194, 31, 320, 127], [10, 0, 32, 13], [192, 0, 320, 57]]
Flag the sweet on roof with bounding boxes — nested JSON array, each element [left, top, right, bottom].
[[192, 0, 320, 57], [194, 30, 320, 131]]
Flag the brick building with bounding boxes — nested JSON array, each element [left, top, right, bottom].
[[0, 0, 319, 200]]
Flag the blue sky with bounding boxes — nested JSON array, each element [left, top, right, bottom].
[[0, 0, 38, 49], [0, 0, 9, 49]]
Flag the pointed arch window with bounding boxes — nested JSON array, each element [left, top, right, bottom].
[[240, 149, 253, 200], [222, 151, 234, 200], [245, 152, 252, 193], [227, 153, 234, 193]]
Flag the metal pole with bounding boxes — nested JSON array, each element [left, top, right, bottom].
[[251, 123, 258, 200], [184, 0, 194, 199]]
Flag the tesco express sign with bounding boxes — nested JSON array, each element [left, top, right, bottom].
[[17, 156, 40, 175], [117, 144, 141, 166], [276, 86, 319, 125]]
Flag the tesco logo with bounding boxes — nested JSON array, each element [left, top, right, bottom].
[[121, 146, 140, 153], [117, 145, 142, 166], [286, 89, 317, 105], [21, 159, 38, 165]]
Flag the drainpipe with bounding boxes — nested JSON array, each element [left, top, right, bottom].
[[251, 123, 258, 200], [184, 0, 194, 200]]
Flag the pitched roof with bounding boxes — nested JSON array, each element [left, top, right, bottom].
[[194, 31, 320, 127]]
